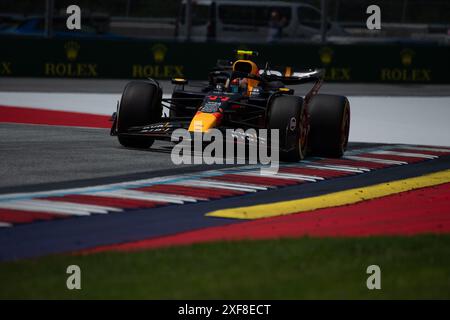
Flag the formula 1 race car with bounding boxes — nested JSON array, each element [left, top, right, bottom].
[[110, 50, 350, 161]]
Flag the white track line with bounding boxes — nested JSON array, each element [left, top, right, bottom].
[[94, 190, 190, 204], [196, 179, 269, 191], [368, 150, 437, 159], [394, 146, 450, 153], [134, 191, 205, 202], [137, 191, 209, 202], [311, 164, 366, 173], [240, 171, 322, 182], [343, 155, 407, 165], [0, 222, 12, 227], [11, 199, 112, 214], [173, 180, 265, 192], [304, 164, 365, 173], [316, 163, 371, 172], [0, 175, 201, 202], [42, 199, 122, 213], [0, 200, 92, 216]]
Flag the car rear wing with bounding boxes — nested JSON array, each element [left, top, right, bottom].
[[259, 68, 324, 85]]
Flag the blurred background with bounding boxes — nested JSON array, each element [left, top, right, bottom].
[[1, 0, 449, 42], [0, 0, 449, 82]]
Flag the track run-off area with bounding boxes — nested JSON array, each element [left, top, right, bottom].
[[0, 80, 449, 261]]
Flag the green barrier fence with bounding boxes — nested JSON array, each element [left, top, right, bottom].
[[1, 37, 449, 83]]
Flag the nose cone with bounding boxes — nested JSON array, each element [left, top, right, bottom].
[[188, 112, 220, 132]]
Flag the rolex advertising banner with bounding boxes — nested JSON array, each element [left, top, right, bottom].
[[1, 37, 449, 83]]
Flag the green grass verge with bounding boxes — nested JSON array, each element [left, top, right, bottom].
[[1, 235, 449, 299]]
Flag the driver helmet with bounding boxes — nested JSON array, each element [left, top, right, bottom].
[[230, 78, 248, 93], [230, 78, 240, 93]]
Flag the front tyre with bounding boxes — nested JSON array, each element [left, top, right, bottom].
[[117, 81, 162, 149]]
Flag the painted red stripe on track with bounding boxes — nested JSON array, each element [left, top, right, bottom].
[[45, 195, 161, 209], [209, 174, 299, 187], [357, 153, 426, 163], [86, 182, 450, 253], [154, 184, 246, 197], [0, 209, 64, 224], [137, 185, 235, 199], [316, 158, 389, 169], [390, 148, 450, 156], [279, 167, 352, 178], [0, 105, 110, 128]]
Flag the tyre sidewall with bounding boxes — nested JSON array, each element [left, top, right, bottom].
[[267, 95, 306, 162], [117, 81, 162, 133], [308, 94, 350, 157]]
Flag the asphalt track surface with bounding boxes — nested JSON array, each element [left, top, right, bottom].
[[0, 123, 383, 193], [0, 122, 406, 193], [0, 123, 227, 191]]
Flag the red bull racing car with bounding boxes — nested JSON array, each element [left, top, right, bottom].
[[110, 50, 350, 161]]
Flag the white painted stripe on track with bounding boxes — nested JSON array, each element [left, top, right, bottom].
[[93, 190, 189, 204], [0, 175, 205, 202], [393, 146, 450, 153], [18, 199, 114, 214], [262, 171, 324, 181], [197, 179, 269, 191], [204, 174, 276, 188], [0, 174, 253, 202], [369, 150, 437, 159], [315, 163, 371, 172], [0, 222, 12, 227], [45, 199, 123, 213], [328, 164, 368, 172], [303, 164, 364, 173], [309, 164, 366, 173], [173, 180, 265, 192], [135, 191, 209, 202], [14, 200, 110, 214], [0, 201, 92, 216], [240, 171, 322, 182], [344, 155, 407, 165], [132, 191, 205, 202]]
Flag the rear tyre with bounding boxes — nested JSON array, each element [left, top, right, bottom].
[[117, 81, 162, 148], [308, 94, 350, 158], [267, 95, 308, 162]]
